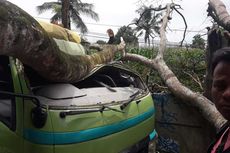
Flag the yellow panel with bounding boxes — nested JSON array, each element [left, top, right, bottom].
[[38, 20, 81, 43]]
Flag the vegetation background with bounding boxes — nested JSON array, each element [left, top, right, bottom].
[[124, 47, 206, 93]]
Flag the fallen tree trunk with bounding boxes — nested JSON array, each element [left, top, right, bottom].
[[0, 0, 124, 83]]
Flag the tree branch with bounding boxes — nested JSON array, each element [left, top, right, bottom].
[[122, 3, 226, 129], [157, 4, 171, 58], [183, 70, 204, 91], [135, 5, 167, 25], [173, 7, 187, 47]]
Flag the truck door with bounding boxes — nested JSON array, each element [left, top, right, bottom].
[[0, 56, 23, 153]]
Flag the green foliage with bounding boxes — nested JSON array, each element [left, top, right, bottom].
[[96, 40, 106, 44], [124, 48, 206, 93], [114, 26, 139, 47], [165, 48, 206, 91], [191, 34, 205, 49]]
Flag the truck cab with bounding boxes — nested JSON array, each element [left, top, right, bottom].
[[0, 55, 156, 153]]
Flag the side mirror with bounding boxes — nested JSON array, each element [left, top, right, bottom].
[[31, 106, 47, 128]]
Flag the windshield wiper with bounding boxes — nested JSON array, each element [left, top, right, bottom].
[[60, 104, 124, 118], [120, 90, 140, 110], [95, 80, 117, 92], [60, 109, 99, 118], [38, 94, 87, 100]]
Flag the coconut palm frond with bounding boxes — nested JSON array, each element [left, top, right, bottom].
[[72, 3, 99, 21], [50, 12, 61, 23], [52, 4, 61, 14], [36, 2, 61, 14], [136, 31, 144, 37], [71, 11, 88, 33]]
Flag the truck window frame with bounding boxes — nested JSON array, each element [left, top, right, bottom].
[[0, 56, 16, 131]]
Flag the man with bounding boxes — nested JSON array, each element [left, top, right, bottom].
[[208, 47, 230, 153], [107, 29, 116, 44]]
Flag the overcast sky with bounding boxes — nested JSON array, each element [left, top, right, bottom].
[[7, 0, 230, 44]]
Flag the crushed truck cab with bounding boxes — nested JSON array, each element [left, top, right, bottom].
[[0, 55, 156, 153]]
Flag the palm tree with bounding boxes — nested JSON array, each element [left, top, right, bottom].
[[37, 0, 99, 33], [133, 5, 162, 47], [62, 0, 70, 28]]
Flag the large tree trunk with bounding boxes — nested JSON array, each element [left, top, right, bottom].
[[208, 0, 230, 31], [61, 0, 70, 29], [204, 27, 222, 100], [0, 0, 124, 83]]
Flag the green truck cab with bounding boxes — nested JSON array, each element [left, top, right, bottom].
[[0, 55, 156, 153]]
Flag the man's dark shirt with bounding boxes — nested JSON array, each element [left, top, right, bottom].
[[107, 36, 116, 44]]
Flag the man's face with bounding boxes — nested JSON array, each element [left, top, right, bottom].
[[212, 61, 230, 120]]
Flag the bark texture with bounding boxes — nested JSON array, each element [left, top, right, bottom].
[[208, 0, 230, 31], [61, 0, 70, 29], [0, 0, 124, 83]]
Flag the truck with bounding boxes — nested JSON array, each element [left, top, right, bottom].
[[0, 55, 156, 153]]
